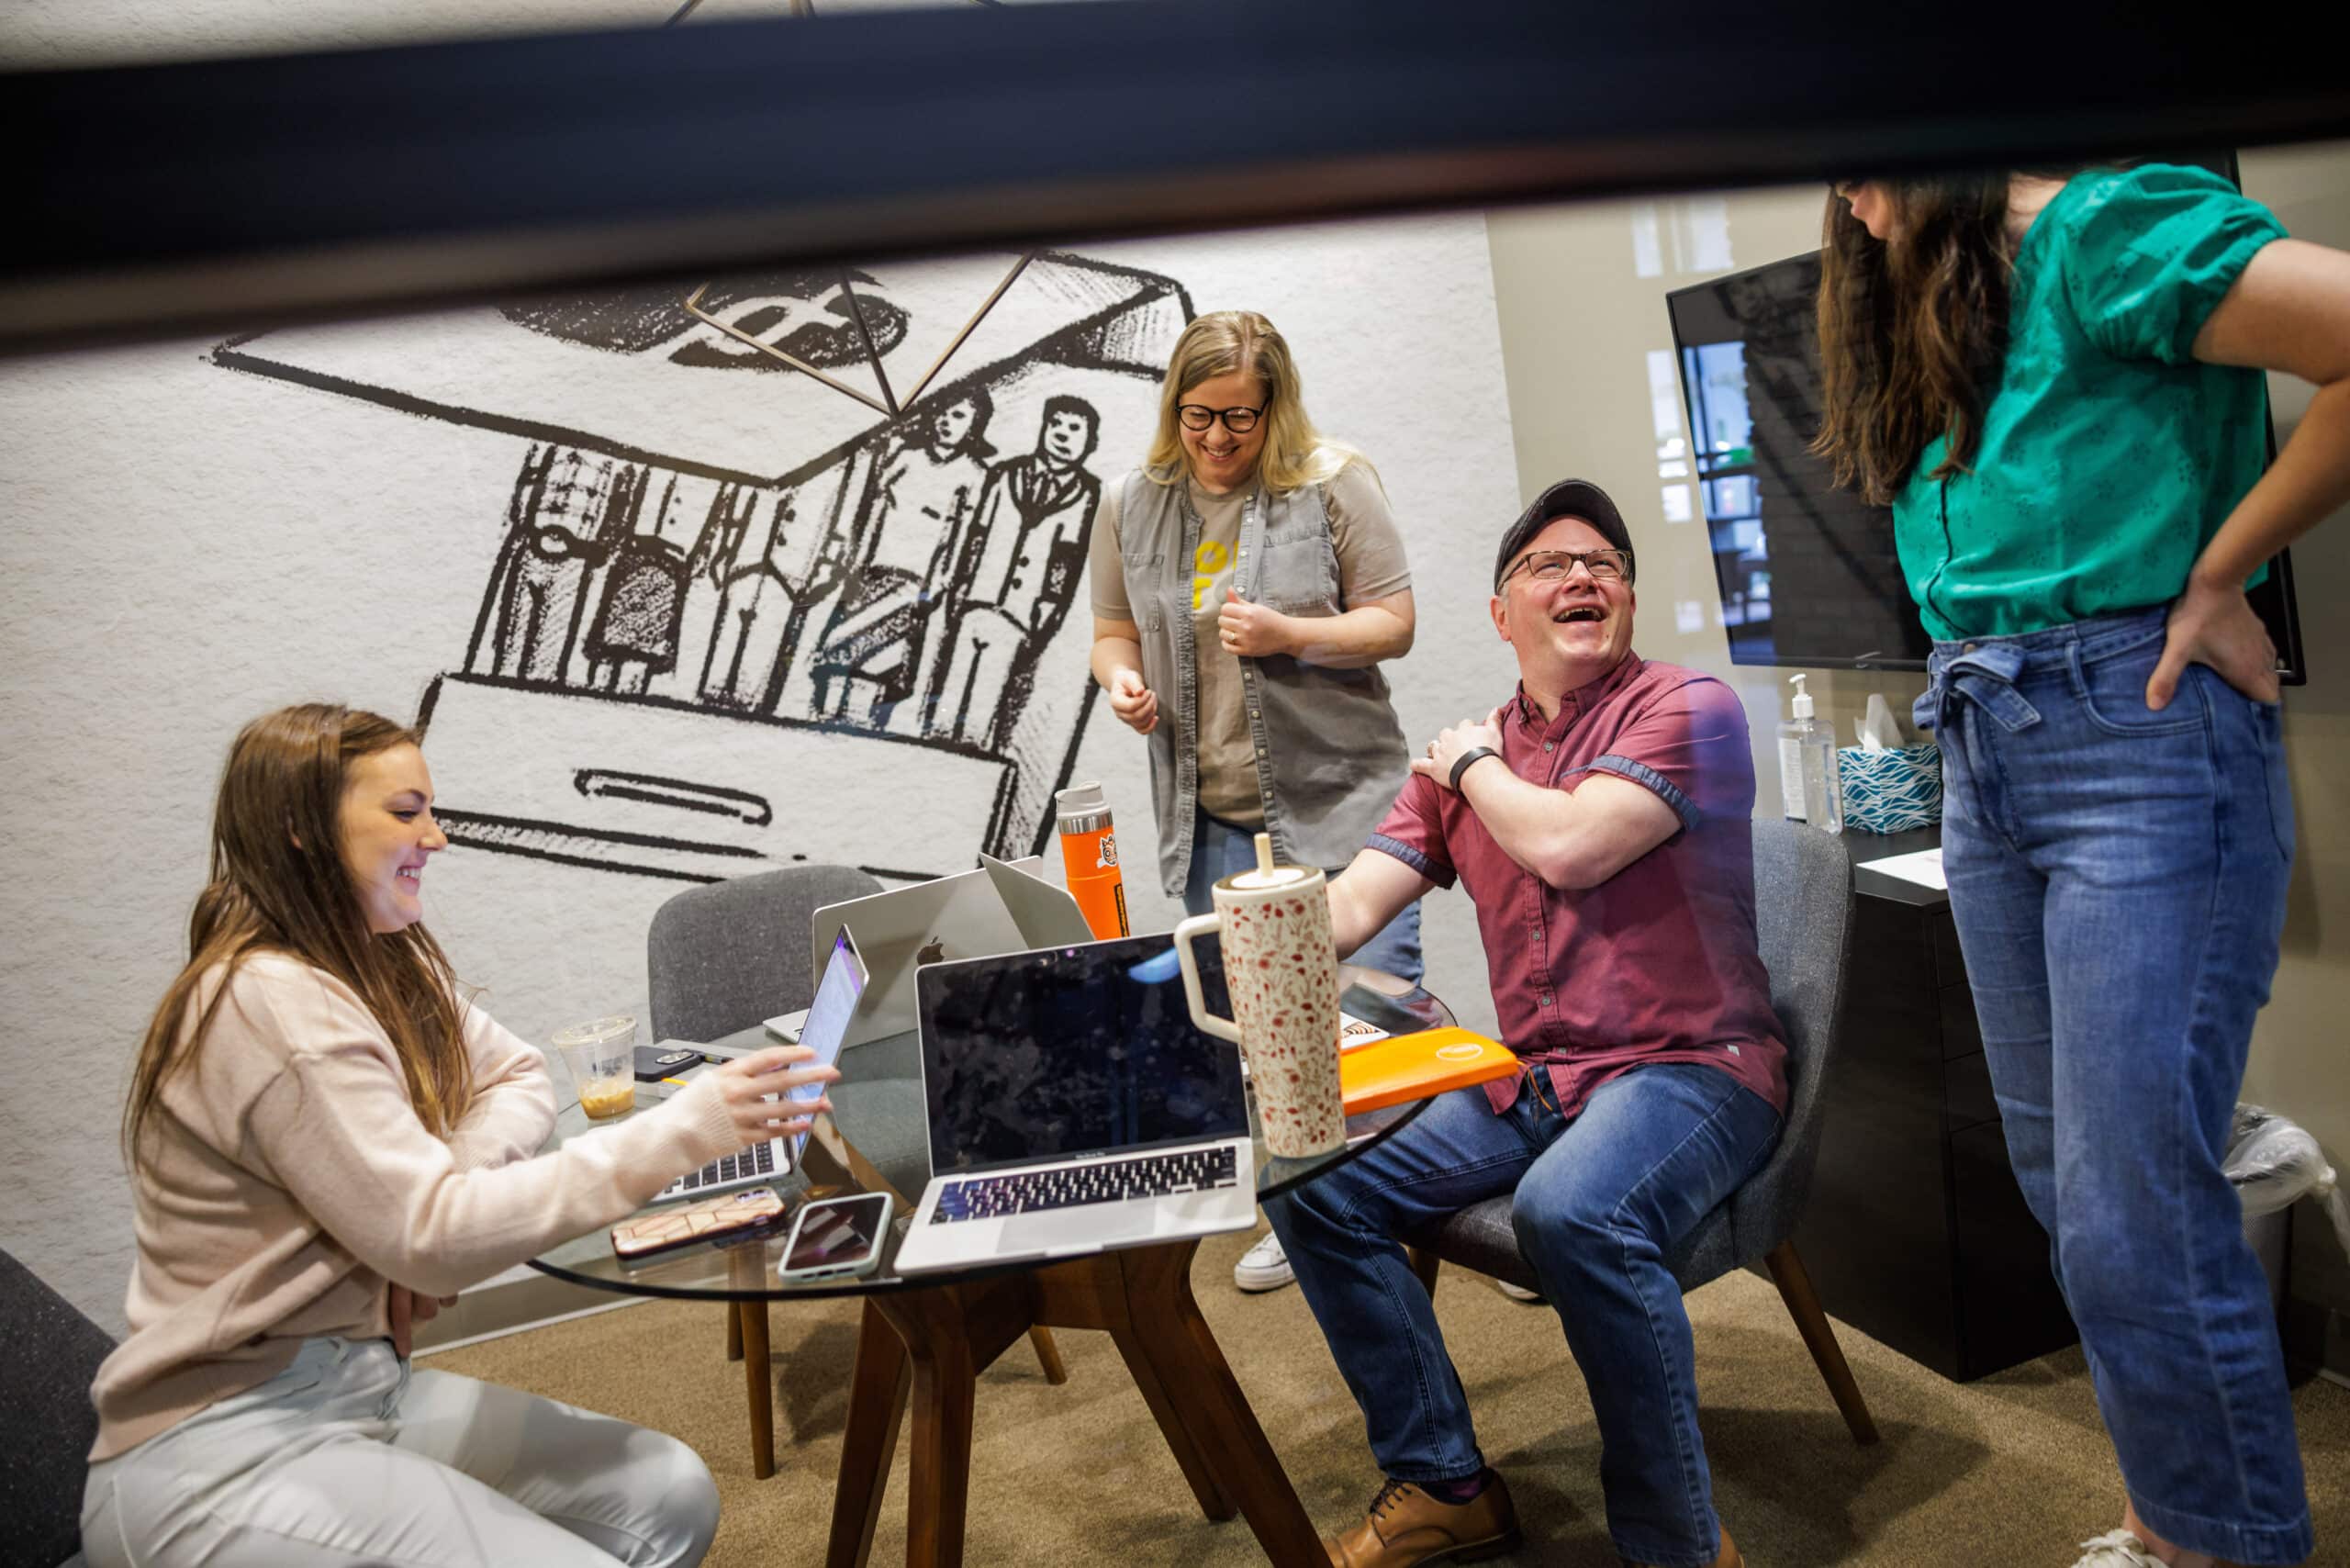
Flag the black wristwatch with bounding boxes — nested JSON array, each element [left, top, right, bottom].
[[1449, 746, 1501, 792]]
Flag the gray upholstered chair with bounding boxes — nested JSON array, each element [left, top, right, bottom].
[[2, 1248, 115, 1568], [646, 863, 887, 1047], [1404, 818, 1879, 1446], [644, 865, 1067, 1479]]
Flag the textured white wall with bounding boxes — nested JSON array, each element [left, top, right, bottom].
[[0, 210, 1520, 1327]]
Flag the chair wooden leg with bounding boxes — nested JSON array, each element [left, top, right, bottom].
[[725, 1298, 744, 1361], [1404, 1243, 1440, 1300], [739, 1297, 778, 1477], [1762, 1240, 1879, 1446], [826, 1300, 912, 1568], [1027, 1325, 1069, 1385]]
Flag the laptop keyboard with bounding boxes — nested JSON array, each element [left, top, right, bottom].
[[657, 1140, 778, 1201], [929, 1146, 1239, 1225]]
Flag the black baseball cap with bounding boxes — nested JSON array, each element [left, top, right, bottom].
[[1493, 479, 1634, 590]]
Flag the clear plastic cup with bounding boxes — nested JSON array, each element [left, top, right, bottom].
[[553, 1014, 637, 1120]]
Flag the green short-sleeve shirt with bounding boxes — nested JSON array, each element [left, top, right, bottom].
[[1892, 163, 2287, 640]]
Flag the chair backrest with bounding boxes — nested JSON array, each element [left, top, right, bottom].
[[0, 1249, 116, 1567], [1726, 819, 1856, 1256], [646, 865, 885, 1043]]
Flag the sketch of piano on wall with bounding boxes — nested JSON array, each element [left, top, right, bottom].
[[214, 252, 1191, 882]]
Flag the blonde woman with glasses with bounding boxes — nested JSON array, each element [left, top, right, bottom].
[[1086, 309, 1420, 1294]]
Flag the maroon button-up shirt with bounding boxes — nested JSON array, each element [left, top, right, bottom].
[[1368, 653, 1787, 1120]]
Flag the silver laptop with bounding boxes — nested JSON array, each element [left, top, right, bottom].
[[652, 928, 866, 1204], [788, 855, 1091, 1047], [892, 933, 1257, 1275]]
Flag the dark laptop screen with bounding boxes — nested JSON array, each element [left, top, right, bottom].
[[914, 933, 1248, 1175]]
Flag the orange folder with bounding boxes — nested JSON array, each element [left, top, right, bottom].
[[1339, 1026, 1519, 1115]]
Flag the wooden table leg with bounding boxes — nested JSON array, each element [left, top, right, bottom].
[[872, 1288, 981, 1568], [726, 1298, 744, 1361], [1117, 1243, 1325, 1566], [1108, 1321, 1233, 1521], [738, 1297, 776, 1480], [827, 1299, 913, 1568]]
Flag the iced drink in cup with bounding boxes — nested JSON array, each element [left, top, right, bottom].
[[554, 1015, 637, 1120]]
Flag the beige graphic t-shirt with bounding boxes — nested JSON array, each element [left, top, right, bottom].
[[1087, 462, 1411, 827]]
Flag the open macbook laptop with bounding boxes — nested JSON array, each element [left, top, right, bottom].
[[650, 927, 865, 1204], [792, 855, 1092, 1047], [892, 932, 1257, 1275]]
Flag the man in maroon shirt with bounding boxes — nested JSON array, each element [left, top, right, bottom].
[[1269, 479, 1784, 1568]]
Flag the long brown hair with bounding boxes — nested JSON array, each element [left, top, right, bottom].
[[1142, 309, 1374, 494], [122, 704, 473, 1166], [1811, 174, 2019, 506]]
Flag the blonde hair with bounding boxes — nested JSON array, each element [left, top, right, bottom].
[[1143, 310, 1372, 494]]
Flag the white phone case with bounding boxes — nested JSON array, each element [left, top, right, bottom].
[[778, 1193, 894, 1282]]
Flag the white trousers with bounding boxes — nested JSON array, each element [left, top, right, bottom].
[[82, 1338, 719, 1568]]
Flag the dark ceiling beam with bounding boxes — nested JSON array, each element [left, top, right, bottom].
[[7, 0, 2348, 353]]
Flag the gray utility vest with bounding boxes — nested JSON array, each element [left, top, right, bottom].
[[1117, 472, 1412, 895]]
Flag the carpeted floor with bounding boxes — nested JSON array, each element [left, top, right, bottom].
[[429, 1228, 2349, 1566]]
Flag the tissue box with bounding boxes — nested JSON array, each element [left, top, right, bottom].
[[1839, 743, 1942, 833]]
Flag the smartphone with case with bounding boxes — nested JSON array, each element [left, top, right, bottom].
[[777, 1192, 894, 1282], [610, 1187, 788, 1260]]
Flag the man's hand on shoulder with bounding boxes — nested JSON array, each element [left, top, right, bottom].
[[1411, 706, 1507, 793]]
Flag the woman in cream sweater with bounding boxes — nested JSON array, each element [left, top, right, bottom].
[[82, 703, 834, 1568]]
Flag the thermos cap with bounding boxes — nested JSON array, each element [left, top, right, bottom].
[[1055, 780, 1112, 835]]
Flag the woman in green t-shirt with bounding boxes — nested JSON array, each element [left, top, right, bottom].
[[1816, 164, 2350, 1568]]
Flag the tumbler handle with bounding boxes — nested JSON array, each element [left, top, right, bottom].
[[1172, 913, 1240, 1044]]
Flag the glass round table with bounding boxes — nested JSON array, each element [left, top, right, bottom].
[[525, 966, 1456, 1568], [528, 964, 1452, 1301]]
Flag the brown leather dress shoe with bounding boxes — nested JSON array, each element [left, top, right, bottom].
[[1324, 1473, 1521, 1566], [1625, 1522, 1741, 1568]]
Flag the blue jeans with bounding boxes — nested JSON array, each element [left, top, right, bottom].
[[1185, 808, 1424, 984], [1916, 607, 2308, 1565], [1268, 1064, 1779, 1567]]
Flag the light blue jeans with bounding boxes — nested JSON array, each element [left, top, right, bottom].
[[1184, 807, 1425, 984], [1916, 606, 2310, 1565], [82, 1338, 720, 1567], [1268, 1065, 1780, 1568]]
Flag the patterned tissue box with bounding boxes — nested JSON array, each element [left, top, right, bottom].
[[1838, 743, 1942, 833]]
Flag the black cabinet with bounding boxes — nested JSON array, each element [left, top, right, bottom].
[[1791, 828, 2080, 1381]]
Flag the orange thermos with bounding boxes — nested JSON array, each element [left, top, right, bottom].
[[1054, 782, 1130, 940]]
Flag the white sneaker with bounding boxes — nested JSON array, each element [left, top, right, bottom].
[[1493, 1279, 1544, 1304], [1234, 1229, 1294, 1292], [2070, 1530, 2166, 1567]]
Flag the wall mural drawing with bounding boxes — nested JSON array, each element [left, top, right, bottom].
[[213, 251, 1192, 883]]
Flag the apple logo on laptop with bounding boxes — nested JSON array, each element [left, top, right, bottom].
[[916, 937, 946, 967]]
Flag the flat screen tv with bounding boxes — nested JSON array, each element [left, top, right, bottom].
[[1664, 176, 2305, 682]]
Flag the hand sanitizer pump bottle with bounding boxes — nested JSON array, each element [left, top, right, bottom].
[[1778, 674, 1843, 834]]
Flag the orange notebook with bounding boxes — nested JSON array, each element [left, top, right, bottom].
[[1338, 1027, 1518, 1114]]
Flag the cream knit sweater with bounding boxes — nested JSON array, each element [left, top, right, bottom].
[[89, 952, 740, 1461]]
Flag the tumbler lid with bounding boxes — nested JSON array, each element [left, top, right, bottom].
[[1226, 831, 1315, 890]]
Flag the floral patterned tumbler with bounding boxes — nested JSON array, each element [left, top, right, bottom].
[[1173, 832, 1345, 1158]]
